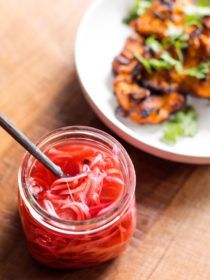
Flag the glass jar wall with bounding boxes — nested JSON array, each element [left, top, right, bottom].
[[18, 126, 136, 268]]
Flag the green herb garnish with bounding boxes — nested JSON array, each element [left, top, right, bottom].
[[134, 54, 152, 74], [134, 55, 153, 73], [134, 54, 171, 73], [145, 35, 163, 53], [160, 51, 183, 73], [135, 53, 209, 79], [162, 106, 198, 143], [123, 0, 154, 24], [164, 27, 189, 47], [163, 24, 189, 62], [184, 61, 210, 79], [197, 0, 210, 7], [135, 51, 182, 73], [184, 1, 210, 27], [164, 23, 183, 38]]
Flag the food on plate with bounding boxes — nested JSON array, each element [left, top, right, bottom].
[[130, 0, 192, 38], [129, 91, 185, 124], [163, 105, 198, 143], [112, 32, 145, 75], [112, 0, 210, 131], [19, 131, 136, 268]]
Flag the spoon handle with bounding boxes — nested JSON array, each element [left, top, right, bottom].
[[0, 112, 64, 178]]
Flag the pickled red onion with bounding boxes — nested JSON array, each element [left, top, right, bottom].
[[29, 144, 125, 221]]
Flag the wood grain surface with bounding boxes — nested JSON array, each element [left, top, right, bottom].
[[0, 1, 209, 279]]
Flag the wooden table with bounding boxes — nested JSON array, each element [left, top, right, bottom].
[[0, 1, 209, 279]]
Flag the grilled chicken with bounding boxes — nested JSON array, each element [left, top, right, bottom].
[[114, 73, 150, 111], [141, 70, 179, 93], [112, 32, 146, 75], [130, 92, 185, 124], [114, 73, 185, 124], [180, 73, 210, 98], [180, 17, 210, 97], [130, 0, 192, 39], [112, 0, 210, 124]]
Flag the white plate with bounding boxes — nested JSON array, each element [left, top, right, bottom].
[[75, 0, 210, 164]]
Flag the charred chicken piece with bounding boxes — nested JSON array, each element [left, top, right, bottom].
[[184, 17, 210, 67], [112, 32, 147, 75], [114, 73, 150, 111], [200, 16, 210, 58], [184, 29, 205, 68], [180, 73, 210, 98], [130, 0, 192, 39], [130, 91, 185, 124], [180, 20, 210, 97], [200, 34, 210, 58], [141, 70, 179, 93]]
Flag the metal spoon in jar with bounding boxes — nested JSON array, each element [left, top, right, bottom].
[[0, 112, 65, 178]]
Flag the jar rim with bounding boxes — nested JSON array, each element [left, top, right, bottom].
[[18, 126, 136, 229]]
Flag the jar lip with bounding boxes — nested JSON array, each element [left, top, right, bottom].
[[18, 126, 136, 227]]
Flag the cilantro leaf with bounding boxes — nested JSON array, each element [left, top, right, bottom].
[[163, 122, 183, 143], [160, 51, 183, 73], [175, 107, 198, 137], [184, 15, 203, 27], [123, 0, 154, 24], [134, 54, 172, 73], [164, 24, 189, 44], [134, 54, 171, 73], [174, 41, 184, 62], [135, 53, 209, 80], [163, 24, 189, 62], [165, 24, 183, 38], [135, 51, 183, 73], [149, 58, 171, 70], [184, 2, 210, 27], [184, 61, 210, 79], [197, 0, 210, 7], [146, 35, 163, 53], [162, 106, 198, 144], [134, 54, 152, 73], [163, 23, 189, 47]]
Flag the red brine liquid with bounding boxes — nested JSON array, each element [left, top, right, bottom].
[[19, 140, 136, 268]]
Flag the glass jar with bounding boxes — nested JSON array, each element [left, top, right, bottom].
[[18, 126, 136, 269]]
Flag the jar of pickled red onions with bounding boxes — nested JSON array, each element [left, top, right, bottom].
[[18, 126, 136, 268]]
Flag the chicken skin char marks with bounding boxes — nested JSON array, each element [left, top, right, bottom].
[[130, 0, 193, 39], [112, 32, 146, 75], [112, 0, 210, 124], [130, 92, 185, 124]]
